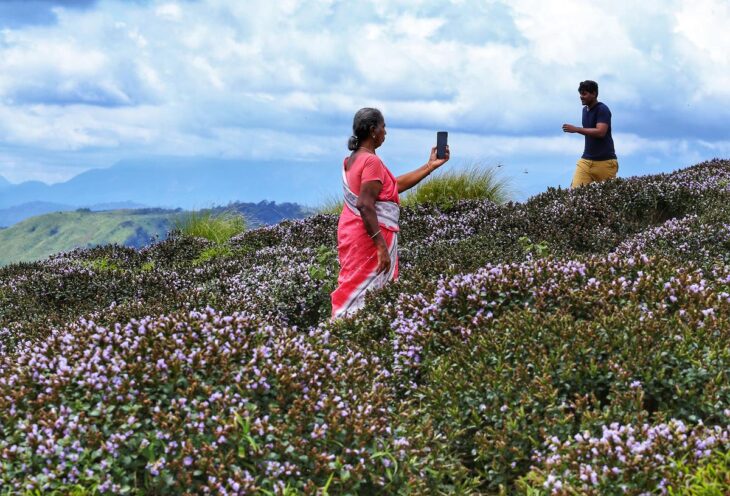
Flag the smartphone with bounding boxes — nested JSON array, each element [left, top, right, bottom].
[[436, 131, 448, 159]]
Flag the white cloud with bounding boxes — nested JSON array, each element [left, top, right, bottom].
[[0, 104, 159, 151], [675, 0, 730, 63], [392, 14, 445, 39], [1, 35, 107, 77], [674, 0, 730, 98], [0, 0, 727, 196], [510, 0, 639, 68], [155, 3, 183, 22]]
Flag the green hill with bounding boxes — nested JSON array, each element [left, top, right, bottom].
[[0, 208, 175, 266], [0, 201, 311, 266]]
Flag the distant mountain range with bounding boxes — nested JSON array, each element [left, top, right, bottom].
[[0, 156, 336, 211], [211, 201, 312, 227]]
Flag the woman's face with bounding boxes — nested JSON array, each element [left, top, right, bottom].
[[372, 120, 387, 148]]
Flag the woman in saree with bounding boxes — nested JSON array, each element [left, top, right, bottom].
[[331, 108, 450, 319]]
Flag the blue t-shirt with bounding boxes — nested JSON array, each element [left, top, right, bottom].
[[582, 102, 616, 160]]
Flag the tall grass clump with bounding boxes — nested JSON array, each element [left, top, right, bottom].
[[316, 193, 344, 216], [402, 163, 510, 209], [173, 209, 246, 244]]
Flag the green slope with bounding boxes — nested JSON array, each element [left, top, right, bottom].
[[0, 209, 176, 266]]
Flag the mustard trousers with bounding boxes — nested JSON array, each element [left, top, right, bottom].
[[570, 158, 619, 188]]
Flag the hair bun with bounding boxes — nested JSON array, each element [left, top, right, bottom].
[[347, 135, 359, 151]]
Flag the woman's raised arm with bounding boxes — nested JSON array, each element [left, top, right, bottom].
[[396, 146, 450, 193]]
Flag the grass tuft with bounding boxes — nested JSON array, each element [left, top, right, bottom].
[[192, 245, 233, 266], [316, 194, 344, 216], [173, 210, 246, 244], [83, 257, 120, 272], [402, 163, 511, 209], [317, 163, 510, 214], [668, 449, 730, 495]]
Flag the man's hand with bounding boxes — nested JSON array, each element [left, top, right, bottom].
[[562, 124, 579, 133]]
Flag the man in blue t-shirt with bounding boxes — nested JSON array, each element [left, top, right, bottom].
[[562, 80, 618, 188]]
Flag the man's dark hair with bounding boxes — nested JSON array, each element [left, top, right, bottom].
[[348, 108, 384, 151], [578, 80, 599, 95]]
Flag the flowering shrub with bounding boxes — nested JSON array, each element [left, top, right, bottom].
[[519, 418, 730, 495], [1, 159, 730, 493], [0, 308, 420, 494], [614, 213, 730, 267], [376, 253, 730, 491]]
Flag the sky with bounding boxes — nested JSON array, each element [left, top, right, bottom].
[[0, 0, 729, 203]]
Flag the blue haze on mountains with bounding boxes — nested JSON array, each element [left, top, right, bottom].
[[0, 157, 335, 210]]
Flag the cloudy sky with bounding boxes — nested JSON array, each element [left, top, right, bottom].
[[0, 0, 729, 202]]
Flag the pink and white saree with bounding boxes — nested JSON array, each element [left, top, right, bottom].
[[331, 153, 400, 319]]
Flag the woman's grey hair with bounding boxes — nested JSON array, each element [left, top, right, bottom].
[[347, 107, 384, 151]]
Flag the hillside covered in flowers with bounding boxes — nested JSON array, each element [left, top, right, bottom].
[[1, 160, 730, 494]]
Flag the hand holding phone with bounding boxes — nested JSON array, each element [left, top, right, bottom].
[[436, 131, 448, 159]]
